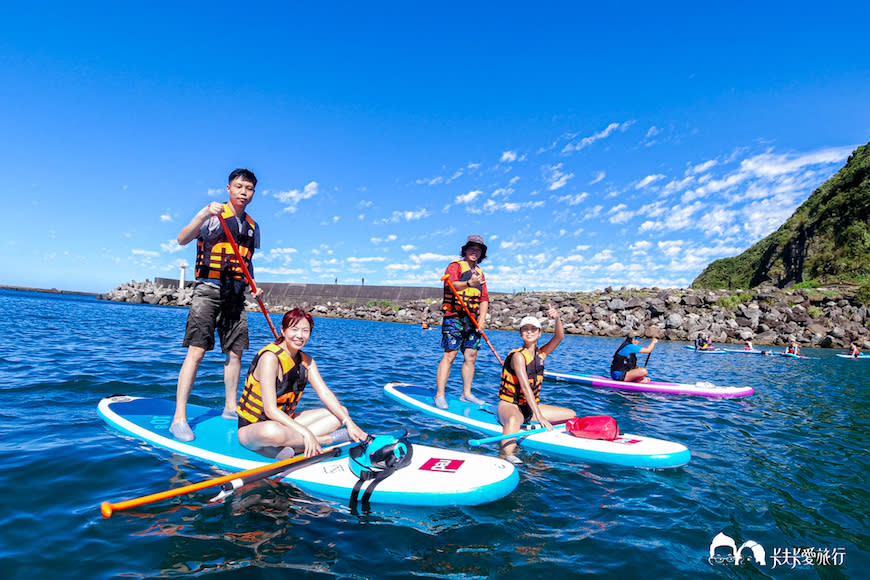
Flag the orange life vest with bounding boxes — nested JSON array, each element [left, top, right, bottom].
[[194, 203, 257, 281], [237, 343, 311, 423], [441, 259, 485, 318], [498, 347, 544, 406]]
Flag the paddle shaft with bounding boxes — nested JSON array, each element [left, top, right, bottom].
[[211, 446, 344, 502], [217, 214, 279, 340], [469, 422, 568, 446], [100, 446, 340, 518], [441, 274, 502, 365]]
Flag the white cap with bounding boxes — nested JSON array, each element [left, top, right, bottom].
[[519, 315, 542, 329]]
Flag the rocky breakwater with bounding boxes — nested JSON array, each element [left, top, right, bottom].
[[100, 281, 869, 348]]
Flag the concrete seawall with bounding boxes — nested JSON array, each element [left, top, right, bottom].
[[154, 278, 444, 304]]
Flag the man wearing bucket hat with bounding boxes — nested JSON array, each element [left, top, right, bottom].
[[434, 235, 490, 409]]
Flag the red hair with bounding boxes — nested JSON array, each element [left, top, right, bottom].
[[276, 308, 314, 344]]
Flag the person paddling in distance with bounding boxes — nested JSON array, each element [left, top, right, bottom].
[[785, 341, 802, 356], [848, 342, 861, 358], [610, 335, 658, 383], [497, 304, 576, 465], [434, 234, 490, 409], [237, 308, 367, 459], [171, 168, 263, 442]]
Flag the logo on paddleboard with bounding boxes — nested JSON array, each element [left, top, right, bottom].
[[419, 458, 464, 473]]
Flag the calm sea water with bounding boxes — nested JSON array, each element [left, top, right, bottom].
[[0, 289, 866, 579]]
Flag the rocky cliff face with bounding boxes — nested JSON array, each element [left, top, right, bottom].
[[100, 281, 870, 349], [693, 142, 870, 289]]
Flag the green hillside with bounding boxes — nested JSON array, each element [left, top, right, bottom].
[[692, 141, 870, 290]]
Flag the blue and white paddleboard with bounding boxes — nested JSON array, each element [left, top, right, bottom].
[[98, 396, 518, 507], [683, 345, 727, 354], [836, 353, 870, 359], [383, 383, 691, 469]]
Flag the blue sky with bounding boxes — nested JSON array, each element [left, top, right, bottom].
[[3, 2, 868, 293]]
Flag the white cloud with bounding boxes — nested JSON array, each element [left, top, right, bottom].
[[160, 239, 184, 254], [500, 151, 518, 163], [275, 181, 319, 213], [557, 192, 588, 205], [476, 199, 545, 213], [562, 121, 634, 153], [591, 249, 613, 262], [259, 247, 298, 264], [657, 240, 683, 257], [663, 201, 705, 230], [378, 208, 431, 223], [589, 171, 605, 185], [409, 252, 454, 264], [455, 190, 483, 204], [347, 256, 386, 263], [544, 163, 574, 191], [690, 159, 718, 174], [401, 244, 416, 251], [635, 174, 666, 189], [416, 176, 444, 186], [371, 234, 398, 243], [132, 249, 159, 257], [160, 214, 172, 222], [630, 240, 652, 253]]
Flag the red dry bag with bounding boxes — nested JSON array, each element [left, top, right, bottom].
[[566, 415, 619, 441]]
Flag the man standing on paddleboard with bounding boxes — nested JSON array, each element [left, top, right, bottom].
[[434, 235, 490, 409], [170, 168, 263, 442]]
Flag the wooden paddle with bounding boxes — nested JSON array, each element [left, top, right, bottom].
[[217, 214, 279, 340], [441, 274, 503, 365], [100, 445, 344, 518]]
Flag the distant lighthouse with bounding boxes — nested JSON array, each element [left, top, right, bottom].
[[179, 262, 188, 292]]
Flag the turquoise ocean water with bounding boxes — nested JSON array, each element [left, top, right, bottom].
[[0, 288, 866, 578]]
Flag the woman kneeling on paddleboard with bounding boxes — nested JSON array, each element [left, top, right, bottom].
[[610, 335, 658, 383], [497, 304, 575, 465], [237, 308, 367, 458]]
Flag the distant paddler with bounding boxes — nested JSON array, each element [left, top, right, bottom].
[[610, 334, 658, 384]]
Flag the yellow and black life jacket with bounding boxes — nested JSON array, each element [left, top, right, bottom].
[[498, 347, 544, 406], [237, 343, 311, 423], [194, 203, 257, 281], [441, 259, 485, 318]]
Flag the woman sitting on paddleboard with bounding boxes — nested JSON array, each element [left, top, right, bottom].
[[497, 304, 575, 465], [237, 308, 367, 458], [610, 335, 658, 383]]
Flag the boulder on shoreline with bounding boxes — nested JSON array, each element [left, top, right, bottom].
[[99, 280, 870, 349]]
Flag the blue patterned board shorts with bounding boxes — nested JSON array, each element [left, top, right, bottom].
[[441, 316, 482, 352]]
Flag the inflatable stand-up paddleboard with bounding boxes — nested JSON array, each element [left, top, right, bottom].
[[683, 345, 727, 354], [383, 383, 690, 469], [543, 370, 754, 398], [98, 396, 518, 508]]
